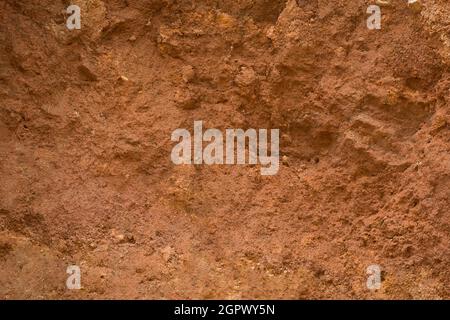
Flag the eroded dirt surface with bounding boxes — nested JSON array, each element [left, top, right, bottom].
[[0, 0, 449, 299]]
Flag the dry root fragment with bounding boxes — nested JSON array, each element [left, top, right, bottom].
[[376, 0, 392, 7]]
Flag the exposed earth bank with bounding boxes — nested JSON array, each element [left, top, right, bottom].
[[0, 0, 449, 299]]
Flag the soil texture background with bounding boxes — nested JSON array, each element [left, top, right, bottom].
[[0, 0, 449, 299]]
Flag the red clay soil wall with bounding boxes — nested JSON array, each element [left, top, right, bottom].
[[0, 0, 449, 299]]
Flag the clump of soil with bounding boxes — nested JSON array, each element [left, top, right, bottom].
[[0, 0, 449, 299]]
